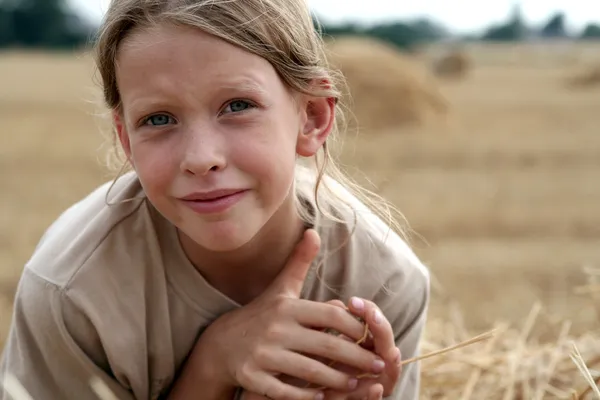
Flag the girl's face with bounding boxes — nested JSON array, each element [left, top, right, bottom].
[[114, 23, 333, 252]]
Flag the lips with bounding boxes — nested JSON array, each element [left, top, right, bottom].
[[181, 189, 246, 202], [179, 189, 248, 214]]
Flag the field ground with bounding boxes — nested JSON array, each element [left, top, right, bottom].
[[1, 42, 599, 353]]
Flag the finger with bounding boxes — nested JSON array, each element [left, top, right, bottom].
[[325, 299, 346, 309], [383, 347, 402, 397], [347, 297, 404, 397], [263, 229, 321, 299], [356, 348, 401, 398], [293, 300, 366, 341], [264, 350, 359, 392], [239, 390, 269, 400], [250, 371, 325, 400], [361, 331, 375, 350], [348, 298, 402, 392], [368, 383, 384, 400], [285, 328, 386, 376], [347, 298, 396, 362], [323, 379, 380, 400], [301, 330, 359, 368]]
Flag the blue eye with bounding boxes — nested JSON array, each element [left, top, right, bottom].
[[224, 100, 254, 114], [144, 114, 174, 126]]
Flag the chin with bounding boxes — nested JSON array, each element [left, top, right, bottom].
[[187, 220, 264, 253]]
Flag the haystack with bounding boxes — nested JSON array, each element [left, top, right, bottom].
[[566, 64, 600, 88], [324, 36, 449, 133], [433, 49, 471, 80]]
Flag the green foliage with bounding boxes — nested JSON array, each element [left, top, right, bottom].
[[0, 0, 93, 49], [481, 3, 527, 41], [312, 15, 447, 51], [540, 12, 566, 38], [581, 23, 600, 39]]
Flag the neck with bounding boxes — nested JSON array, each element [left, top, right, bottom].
[[179, 197, 308, 305]]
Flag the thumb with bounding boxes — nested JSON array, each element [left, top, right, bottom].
[[263, 228, 321, 299]]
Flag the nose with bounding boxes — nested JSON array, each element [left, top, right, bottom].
[[179, 127, 227, 176]]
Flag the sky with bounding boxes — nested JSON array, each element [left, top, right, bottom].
[[73, 0, 600, 35]]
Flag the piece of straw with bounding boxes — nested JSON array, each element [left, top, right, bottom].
[[459, 323, 507, 400], [502, 301, 542, 400], [570, 343, 600, 399], [308, 308, 496, 389], [579, 377, 600, 400], [400, 329, 496, 367], [533, 320, 572, 400]]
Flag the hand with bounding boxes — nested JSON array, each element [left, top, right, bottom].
[[241, 297, 400, 400], [197, 229, 388, 400], [325, 297, 402, 399], [241, 385, 384, 400]]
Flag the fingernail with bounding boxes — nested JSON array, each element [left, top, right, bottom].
[[372, 358, 385, 373], [374, 310, 383, 324], [314, 393, 324, 400], [348, 378, 358, 390], [351, 297, 364, 311]]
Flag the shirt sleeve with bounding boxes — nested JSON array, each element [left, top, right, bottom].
[[374, 259, 431, 400], [0, 268, 135, 400]]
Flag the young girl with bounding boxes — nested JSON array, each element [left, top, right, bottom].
[[0, 0, 430, 399]]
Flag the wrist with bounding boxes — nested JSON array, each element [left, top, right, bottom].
[[166, 329, 236, 399], [193, 322, 235, 387]]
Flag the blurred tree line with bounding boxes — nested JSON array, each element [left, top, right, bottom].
[[314, 5, 600, 51], [0, 0, 599, 50], [0, 0, 93, 49], [475, 5, 600, 42]]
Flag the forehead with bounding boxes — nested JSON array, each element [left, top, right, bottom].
[[115, 23, 285, 94]]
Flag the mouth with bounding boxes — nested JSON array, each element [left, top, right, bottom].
[[181, 189, 247, 202], [179, 189, 249, 214]]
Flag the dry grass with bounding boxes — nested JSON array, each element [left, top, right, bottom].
[[419, 304, 600, 399], [1, 40, 600, 397]]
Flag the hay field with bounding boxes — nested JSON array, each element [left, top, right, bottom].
[[1, 41, 600, 397]]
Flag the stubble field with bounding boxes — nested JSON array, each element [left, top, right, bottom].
[[1, 41, 599, 397]]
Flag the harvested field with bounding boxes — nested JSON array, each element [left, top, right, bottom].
[[1, 40, 600, 397]]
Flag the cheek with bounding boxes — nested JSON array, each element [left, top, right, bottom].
[[229, 132, 297, 210], [232, 126, 297, 179], [130, 140, 178, 196]]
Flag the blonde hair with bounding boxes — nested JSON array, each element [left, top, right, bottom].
[[93, 0, 409, 255]]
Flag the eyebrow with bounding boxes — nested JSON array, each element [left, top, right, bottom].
[[219, 79, 268, 97], [124, 77, 271, 118]]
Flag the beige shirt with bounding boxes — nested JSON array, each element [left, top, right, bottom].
[[0, 171, 430, 400]]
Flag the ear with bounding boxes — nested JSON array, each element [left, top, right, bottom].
[[113, 111, 133, 165], [296, 83, 336, 158]]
